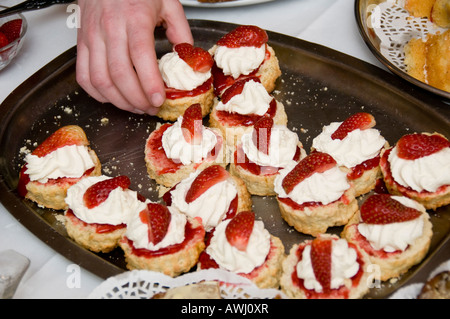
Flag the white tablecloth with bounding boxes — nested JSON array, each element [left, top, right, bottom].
[[0, 0, 447, 299]]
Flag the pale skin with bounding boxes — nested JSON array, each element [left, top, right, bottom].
[[76, 0, 193, 115]]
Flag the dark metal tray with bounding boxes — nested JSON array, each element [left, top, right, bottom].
[[1, 20, 449, 298]]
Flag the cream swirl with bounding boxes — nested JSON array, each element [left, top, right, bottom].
[[214, 44, 265, 79]]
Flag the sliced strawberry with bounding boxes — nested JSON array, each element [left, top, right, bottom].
[[310, 236, 332, 293], [0, 19, 22, 43], [185, 165, 229, 203], [220, 76, 261, 104], [225, 211, 255, 251], [331, 112, 376, 140], [396, 133, 450, 160], [83, 176, 131, 209], [139, 203, 171, 245], [360, 194, 422, 224], [174, 42, 213, 73], [0, 32, 9, 48], [282, 152, 336, 194], [217, 25, 268, 48], [181, 103, 203, 144], [252, 116, 273, 155]]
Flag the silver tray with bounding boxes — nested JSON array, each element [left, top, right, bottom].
[[1, 20, 449, 298]]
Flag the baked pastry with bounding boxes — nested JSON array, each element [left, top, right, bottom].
[[311, 112, 388, 197], [151, 281, 222, 299], [17, 125, 101, 210], [156, 43, 215, 121], [163, 165, 252, 232], [418, 270, 450, 299], [230, 116, 306, 196], [64, 175, 146, 253], [209, 25, 281, 95], [280, 234, 371, 299], [119, 202, 205, 277], [274, 152, 358, 236], [342, 194, 433, 281], [197, 211, 285, 289], [145, 103, 226, 188], [379, 132, 450, 210], [405, 0, 450, 28]]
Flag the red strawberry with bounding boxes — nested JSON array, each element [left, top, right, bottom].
[[83, 176, 131, 209], [360, 194, 422, 224], [181, 103, 203, 144], [185, 165, 229, 203], [217, 25, 268, 48], [174, 42, 213, 73], [282, 152, 336, 194], [139, 203, 171, 245], [0, 32, 9, 48], [396, 133, 450, 160], [221, 76, 261, 104], [252, 116, 273, 155], [310, 236, 332, 293], [0, 19, 22, 43], [331, 112, 376, 140], [225, 211, 255, 251]]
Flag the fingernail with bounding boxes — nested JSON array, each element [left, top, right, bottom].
[[151, 93, 164, 107]]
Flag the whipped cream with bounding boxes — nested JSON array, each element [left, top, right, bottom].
[[214, 44, 265, 79], [215, 80, 272, 116], [206, 219, 271, 274], [162, 117, 218, 165], [169, 171, 238, 231], [274, 163, 350, 207], [312, 122, 386, 168], [125, 206, 187, 251], [159, 51, 211, 91], [25, 144, 95, 183], [388, 146, 450, 192], [240, 125, 301, 168], [65, 176, 147, 226], [357, 196, 426, 252], [296, 238, 359, 293]]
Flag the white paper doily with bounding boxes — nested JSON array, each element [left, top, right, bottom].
[[89, 269, 287, 299]]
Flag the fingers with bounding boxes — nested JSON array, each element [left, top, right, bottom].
[[162, 0, 194, 45]]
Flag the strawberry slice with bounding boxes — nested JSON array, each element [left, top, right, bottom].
[[225, 211, 255, 251], [185, 165, 229, 203], [282, 152, 336, 194], [331, 112, 376, 140], [174, 42, 213, 73], [0, 32, 8, 48], [0, 19, 22, 43], [83, 176, 131, 209], [252, 116, 273, 155], [181, 103, 203, 144], [360, 194, 422, 224], [217, 25, 268, 48], [310, 236, 332, 293], [396, 133, 450, 160], [32, 125, 89, 158], [220, 76, 261, 104], [139, 203, 172, 245]]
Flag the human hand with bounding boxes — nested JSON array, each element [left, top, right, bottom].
[[76, 0, 193, 115]]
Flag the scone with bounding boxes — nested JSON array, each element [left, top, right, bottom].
[[197, 211, 285, 289], [280, 234, 371, 299], [119, 202, 205, 277], [311, 112, 388, 197], [405, 0, 450, 28], [163, 165, 252, 232], [151, 281, 222, 299], [379, 132, 450, 210], [274, 152, 358, 236], [156, 43, 215, 121], [64, 175, 147, 253], [342, 194, 432, 281], [145, 103, 226, 188], [230, 116, 306, 196], [209, 25, 281, 96], [418, 271, 450, 299], [17, 125, 101, 210]]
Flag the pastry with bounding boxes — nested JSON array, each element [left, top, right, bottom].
[[230, 116, 306, 196], [405, 0, 450, 28], [280, 234, 371, 299], [17, 125, 101, 210], [311, 112, 388, 197], [379, 132, 450, 210], [156, 43, 215, 121], [342, 194, 433, 281], [274, 152, 358, 236], [145, 103, 226, 188], [197, 211, 285, 289], [151, 281, 222, 299], [418, 270, 450, 299]]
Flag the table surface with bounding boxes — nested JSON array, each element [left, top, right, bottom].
[[0, 0, 448, 299]]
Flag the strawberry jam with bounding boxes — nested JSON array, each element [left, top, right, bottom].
[[278, 193, 351, 211], [347, 156, 380, 180], [215, 98, 277, 127], [65, 209, 126, 234], [165, 77, 213, 100]]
